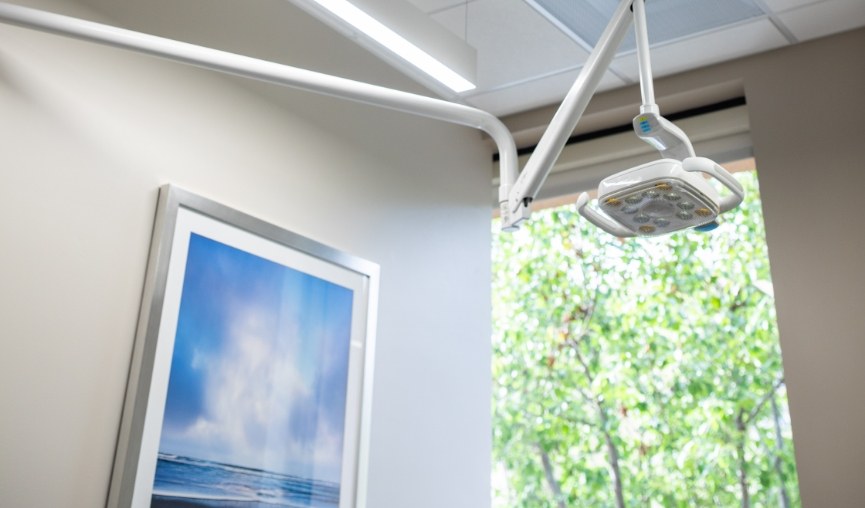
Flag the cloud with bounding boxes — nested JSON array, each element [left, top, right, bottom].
[[158, 234, 353, 483]]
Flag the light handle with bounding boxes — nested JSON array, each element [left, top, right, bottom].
[[682, 157, 744, 213], [576, 193, 636, 238]]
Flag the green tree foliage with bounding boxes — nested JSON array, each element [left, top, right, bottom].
[[492, 171, 799, 507]]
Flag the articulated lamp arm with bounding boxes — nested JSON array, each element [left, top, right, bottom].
[[0, 0, 652, 234], [501, 0, 636, 230], [0, 1, 523, 228], [631, 0, 694, 161]]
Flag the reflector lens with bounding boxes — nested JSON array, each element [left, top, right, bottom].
[[596, 177, 720, 237]]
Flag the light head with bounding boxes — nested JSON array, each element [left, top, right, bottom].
[[577, 157, 744, 238]]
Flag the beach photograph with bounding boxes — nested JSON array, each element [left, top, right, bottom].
[[152, 232, 355, 508]]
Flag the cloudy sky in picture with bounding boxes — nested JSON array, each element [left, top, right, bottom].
[[158, 233, 354, 483]]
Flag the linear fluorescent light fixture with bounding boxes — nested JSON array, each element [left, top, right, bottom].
[[309, 0, 475, 93]]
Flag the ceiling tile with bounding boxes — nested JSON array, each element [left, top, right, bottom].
[[465, 70, 625, 116], [758, 0, 824, 12], [777, 0, 865, 41], [75, 0, 865, 116], [407, 0, 475, 14], [609, 19, 789, 81], [528, 0, 767, 53], [433, 0, 589, 90], [429, 3, 469, 39]]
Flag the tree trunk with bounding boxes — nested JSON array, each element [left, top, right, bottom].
[[538, 445, 566, 508], [597, 404, 626, 508], [603, 430, 626, 508], [736, 410, 750, 508], [571, 333, 625, 508], [770, 395, 791, 508]]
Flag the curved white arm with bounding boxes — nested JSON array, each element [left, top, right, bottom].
[[0, 2, 523, 225], [683, 157, 744, 213], [576, 193, 635, 238], [634, 113, 696, 161], [507, 0, 634, 218]]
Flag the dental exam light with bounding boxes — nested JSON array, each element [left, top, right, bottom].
[[573, 0, 744, 237]]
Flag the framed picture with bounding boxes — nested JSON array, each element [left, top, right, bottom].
[[108, 185, 379, 508]]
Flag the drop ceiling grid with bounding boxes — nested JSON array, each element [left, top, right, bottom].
[[609, 18, 790, 81], [430, 0, 591, 90], [776, 0, 865, 41], [758, 0, 826, 11], [408, 0, 480, 14], [406, 0, 863, 114], [468, 68, 626, 116]]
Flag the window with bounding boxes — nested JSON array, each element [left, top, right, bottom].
[[492, 164, 799, 507]]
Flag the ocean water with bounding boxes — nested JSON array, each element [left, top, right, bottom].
[[152, 453, 341, 507]]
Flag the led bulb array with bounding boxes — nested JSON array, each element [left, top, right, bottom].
[[600, 179, 718, 236]]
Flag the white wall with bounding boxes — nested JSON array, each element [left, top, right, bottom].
[[504, 27, 865, 507], [0, 1, 492, 507]]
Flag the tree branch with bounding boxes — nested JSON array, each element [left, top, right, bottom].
[[744, 377, 785, 426], [573, 346, 596, 385], [537, 444, 567, 508], [597, 404, 626, 508], [573, 384, 595, 405], [770, 394, 792, 508], [736, 410, 750, 508]]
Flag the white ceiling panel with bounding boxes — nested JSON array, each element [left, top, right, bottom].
[[609, 19, 788, 81], [758, 0, 824, 12], [528, 0, 767, 53], [777, 0, 865, 41], [408, 0, 477, 14], [429, 2, 469, 39], [466, 69, 626, 116], [72, 0, 865, 116], [432, 0, 588, 89], [239, 0, 865, 114]]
